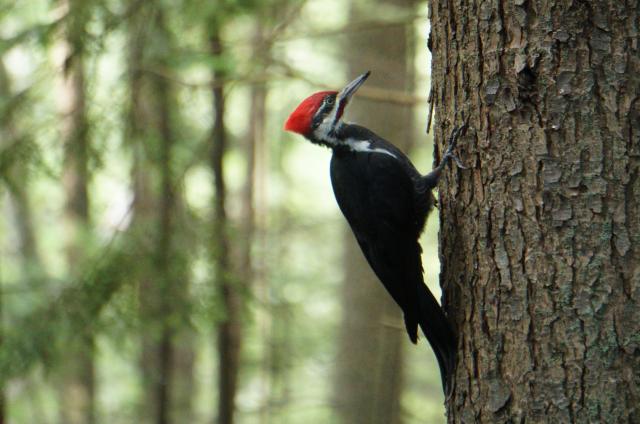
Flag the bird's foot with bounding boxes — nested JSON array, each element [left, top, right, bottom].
[[442, 149, 467, 170], [423, 120, 469, 189], [442, 122, 468, 170], [445, 384, 454, 402]]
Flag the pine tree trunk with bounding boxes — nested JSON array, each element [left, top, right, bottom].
[[0, 59, 43, 282], [429, 0, 640, 422], [210, 27, 242, 424], [247, 23, 269, 423], [57, 0, 95, 421], [127, 5, 162, 422], [127, 3, 194, 422], [334, 0, 417, 422], [152, 22, 174, 424], [0, 60, 9, 424]]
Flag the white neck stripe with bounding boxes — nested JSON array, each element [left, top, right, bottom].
[[346, 139, 397, 159]]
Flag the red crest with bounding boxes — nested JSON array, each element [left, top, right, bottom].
[[284, 91, 336, 135]]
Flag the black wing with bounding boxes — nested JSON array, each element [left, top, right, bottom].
[[330, 139, 457, 392], [330, 147, 423, 341]]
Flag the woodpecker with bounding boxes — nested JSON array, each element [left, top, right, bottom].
[[284, 71, 464, 394]]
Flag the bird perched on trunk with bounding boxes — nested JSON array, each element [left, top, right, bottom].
[[284, 71, 464, 394]]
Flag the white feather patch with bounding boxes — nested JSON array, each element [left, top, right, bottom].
[[346, 139, 397, 159]]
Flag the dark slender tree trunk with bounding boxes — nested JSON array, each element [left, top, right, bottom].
[[5, 182, 41, 280], [153, 26, 174, 424], [0, 57, 49, 424], [126, 11, 157, 422], [243, 25, 262, 289], [245, 20, 275, 424], [57, 0, 95, 421], [127, 3, 193, 423], [429, 0, 640, 422], [0, 83, 5, 418], [334, 0, 417, 422], [0, 60, 43, 284], [127, 6, 162, 421], [210, 27, 242, 424], [170, 326, 195, 423]]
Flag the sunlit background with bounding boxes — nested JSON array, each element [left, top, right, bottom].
[[0, 0, 446, 422]]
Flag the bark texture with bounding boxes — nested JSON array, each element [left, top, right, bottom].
[[429, 0, 640, 422]]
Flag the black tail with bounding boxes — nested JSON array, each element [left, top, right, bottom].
[[417, 282, 457, 395], [352, 238, 456, 393]]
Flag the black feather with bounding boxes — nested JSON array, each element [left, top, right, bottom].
[[329, 123, 457, 393]]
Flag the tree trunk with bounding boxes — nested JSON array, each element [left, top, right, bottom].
[[245, 18, 281, 423], [126, 9, 159, 422], [210, 27, 242, 424], [429, 0, 640, 422], [127, 3, 194, 423], [0, 66, 8, 424], [57, 0, 95, 421], [0, 57, 43, 284], [334, 1, 417, 422], [151, 32, 174, 424], [153, 12, 175, 423]]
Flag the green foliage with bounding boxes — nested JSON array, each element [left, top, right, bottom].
[[0, 239, 141, 381], [0, 0, 444, 422]]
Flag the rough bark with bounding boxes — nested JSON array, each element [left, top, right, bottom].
[[334, 0, 417, 422], [57, 0, 95, 421], [429, 0, 640, 422], [210, 28, 242, 424]]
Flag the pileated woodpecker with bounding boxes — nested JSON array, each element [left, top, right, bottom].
[[284, 71, 464, 393]]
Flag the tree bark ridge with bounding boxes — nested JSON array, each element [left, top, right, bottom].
[[430, 0, 640, 422]]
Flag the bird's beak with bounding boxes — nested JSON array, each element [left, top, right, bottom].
[[337, 71, 370, 105]]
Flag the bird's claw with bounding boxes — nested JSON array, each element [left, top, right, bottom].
[[446, 122, 467, 150], [442, 122, 468, 170], [451, 152, 467, 170], [445, 385, 454, 402], [424, 120, 469, 188]]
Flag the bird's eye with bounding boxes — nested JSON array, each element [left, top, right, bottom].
[[326, 97, 335, 105]]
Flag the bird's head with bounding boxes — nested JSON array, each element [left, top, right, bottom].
[[284, 71, 370, 146]]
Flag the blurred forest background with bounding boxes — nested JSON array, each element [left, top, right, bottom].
[[0, 0, 446, 422]]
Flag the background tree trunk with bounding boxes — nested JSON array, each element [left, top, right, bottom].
[[0, 60, 11, 424], [210, 26, 242, 424], [127, 3, 194, 423], [126, 6, 160, 422], [247, 20, 271, 424], [429, 0, 640, 422], [57, 0, 95, 421], [151, 12, 175, 421], [0, 57, 43, 286], [334, 0, 417, 422]]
